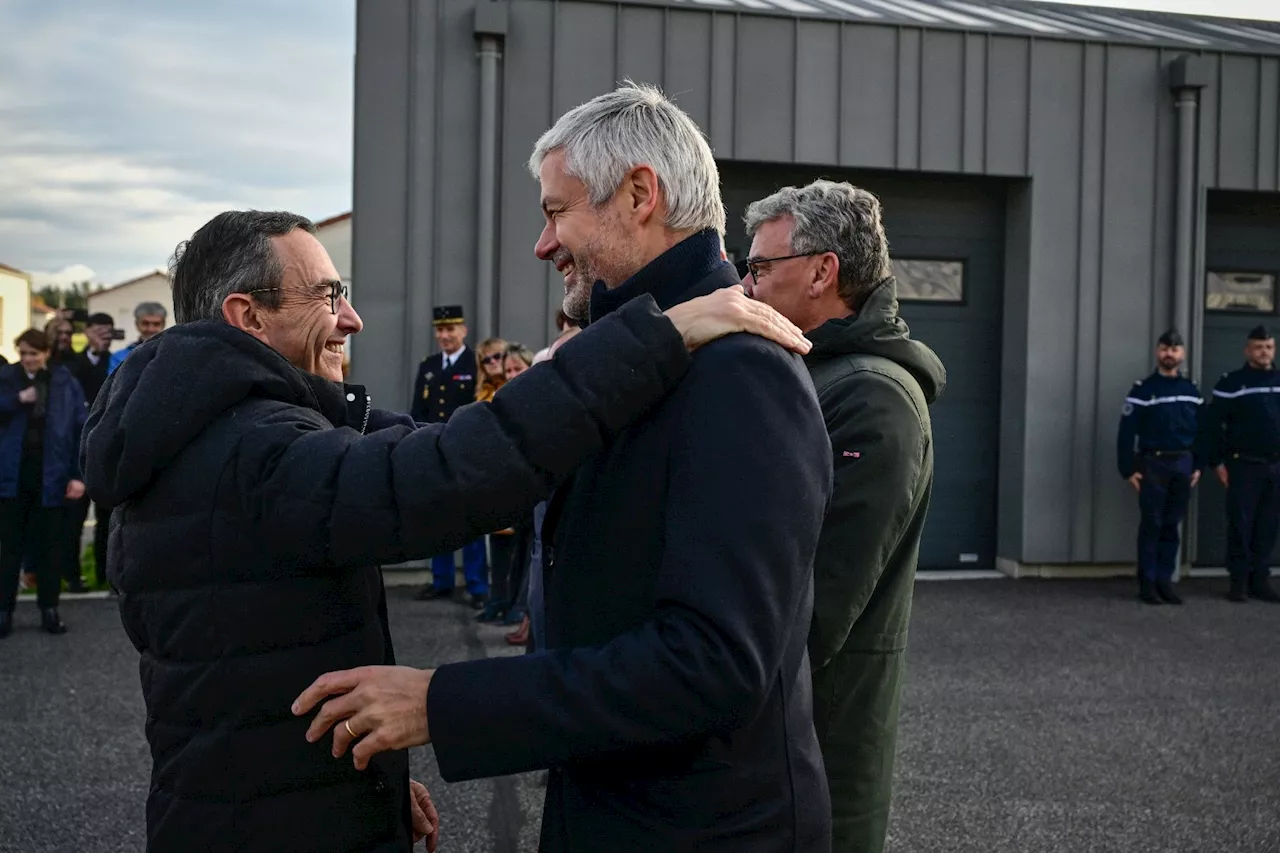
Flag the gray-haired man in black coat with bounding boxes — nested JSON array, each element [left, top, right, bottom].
[[297, 83, 833, 853]]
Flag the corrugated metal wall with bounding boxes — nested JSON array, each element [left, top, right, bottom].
[[353, 0, 1280, 566]]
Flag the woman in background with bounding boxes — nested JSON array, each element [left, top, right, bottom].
[[477, 343, 538, 626], [503, 343, 534, 381], [474, 337, 508, 403], [0, 330, 87, 638]]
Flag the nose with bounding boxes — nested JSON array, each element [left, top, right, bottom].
[[337, 297, 363, 335], [534, 223, 559, 262]]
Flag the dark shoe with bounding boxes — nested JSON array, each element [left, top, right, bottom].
[[1228, 576, 1248, 602], [66, 578, 89, 594], [1155, 580, 1183, 605], [470, 594, 488, 611], [1139, 577, 1162, 605], [40, 609, 67, 635], [1248, 577, 1280, 603], [414, 585, 454, 602], [475, 600, 508, 623], [0, 611, 11, 639]]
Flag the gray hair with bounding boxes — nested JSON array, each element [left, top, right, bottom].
[[134, 302, 167, 320], [744, 180, 892, 311], [527, 81, 726, 236], [169, 211, 315, 324]]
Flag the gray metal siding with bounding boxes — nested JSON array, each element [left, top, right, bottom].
[[353, 0, 1280, 566], [498, 0, 556, 341], [352, 0, 413, 409]]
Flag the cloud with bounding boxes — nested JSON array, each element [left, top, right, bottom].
[[29, 265, 101, 290], [0, 0, 354, 285]]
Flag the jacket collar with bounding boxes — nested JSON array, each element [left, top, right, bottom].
[[588, 229, 730, 323]]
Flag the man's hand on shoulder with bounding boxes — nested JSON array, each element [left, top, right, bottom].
[[665, 285, 810, 355]]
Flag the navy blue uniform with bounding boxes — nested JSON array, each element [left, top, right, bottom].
[[408, 348, 487, 595], [1199, 364, 1280, 584], [410, 348, 477, 424], [1117, 372, 1203, 582]]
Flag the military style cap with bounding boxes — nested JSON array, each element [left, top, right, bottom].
[[1157, 329, 1184, 347], [433, 305, 465, 326], [1248, 324, 1273, 341]]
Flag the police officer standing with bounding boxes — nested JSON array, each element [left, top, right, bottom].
[[409, 305, 489, 607], [410, 305, 477, 423], [1199, 325, 1280, 603], [1117, 330, 1203, 605]]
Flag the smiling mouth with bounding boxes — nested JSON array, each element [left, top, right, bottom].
[[325, 342, 345, 355]]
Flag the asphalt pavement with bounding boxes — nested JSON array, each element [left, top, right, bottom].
[[1, 576, 1277, 852]]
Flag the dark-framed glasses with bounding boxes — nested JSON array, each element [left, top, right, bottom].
[[245, 281, 349, 315], [737, 252, 833, 287]]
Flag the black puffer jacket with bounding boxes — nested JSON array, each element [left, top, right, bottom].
[[81, 301, 690, 853]]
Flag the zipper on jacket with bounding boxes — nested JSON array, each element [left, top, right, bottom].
[[359, 393, 372, 435]]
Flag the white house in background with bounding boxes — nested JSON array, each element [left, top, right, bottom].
[[87, 270, 172, 353], [29, 297, 57, 335], [314, 212, 353, 369], [0, 263, 33, 364], [314, 212, 351, 282]]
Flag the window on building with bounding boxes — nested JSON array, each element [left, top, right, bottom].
[[1206, 271, 1276, 314], [892, 259, 964, 303]]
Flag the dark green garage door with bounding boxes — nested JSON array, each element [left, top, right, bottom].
[[720, 166, 1006, 570], [1195, 190, 1280, 567]]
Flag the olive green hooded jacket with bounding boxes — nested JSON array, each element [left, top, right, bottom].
[[803, 276, 945, 853]]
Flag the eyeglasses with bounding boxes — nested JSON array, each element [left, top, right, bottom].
[[736, 252, 833, 288], [481, 354, 505, 365], [245, 281, 349, 315]]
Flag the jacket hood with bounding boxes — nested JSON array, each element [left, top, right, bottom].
[[81, 320, 363, 506], [804, 277, 946, 404]]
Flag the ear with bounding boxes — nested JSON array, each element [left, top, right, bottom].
[[809, 252, 840, 299], [222, 293, 271, 342], [620, 165, 661, 225]]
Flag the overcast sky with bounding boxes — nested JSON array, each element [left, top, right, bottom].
[[1, 0, 1276, 289]]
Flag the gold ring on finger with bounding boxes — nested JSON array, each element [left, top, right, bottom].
[[345, 719, 357, 739]]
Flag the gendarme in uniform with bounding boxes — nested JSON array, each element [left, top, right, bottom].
[[1199, 324, 1280, 603], [410, 305, 477, 424]]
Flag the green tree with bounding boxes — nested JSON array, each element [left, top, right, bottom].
[[35, 281, 100, 313], [35, 285, 62, 309]]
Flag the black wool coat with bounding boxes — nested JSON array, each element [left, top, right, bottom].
[[80, 300, 691, 853]]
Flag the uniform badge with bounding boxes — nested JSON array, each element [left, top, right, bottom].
[[425, 371, 435, 382], [1122, 402, 1134, 416]]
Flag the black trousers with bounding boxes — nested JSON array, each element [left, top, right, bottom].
[[0, 456, 66, 612], [59, 496, 111, 586], [488, 531, 519, 605]]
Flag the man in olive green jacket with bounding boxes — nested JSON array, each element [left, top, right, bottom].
[[743, 180, 945, 853]]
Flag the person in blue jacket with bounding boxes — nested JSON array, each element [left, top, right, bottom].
[[1198, 324, 1280, 603], [107, 301, 167, 375], [0, 328, 88, 638], [1117, 329, 1203, 605]]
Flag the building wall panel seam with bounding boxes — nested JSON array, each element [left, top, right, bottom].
[[1091, 43, 1110, 552]]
